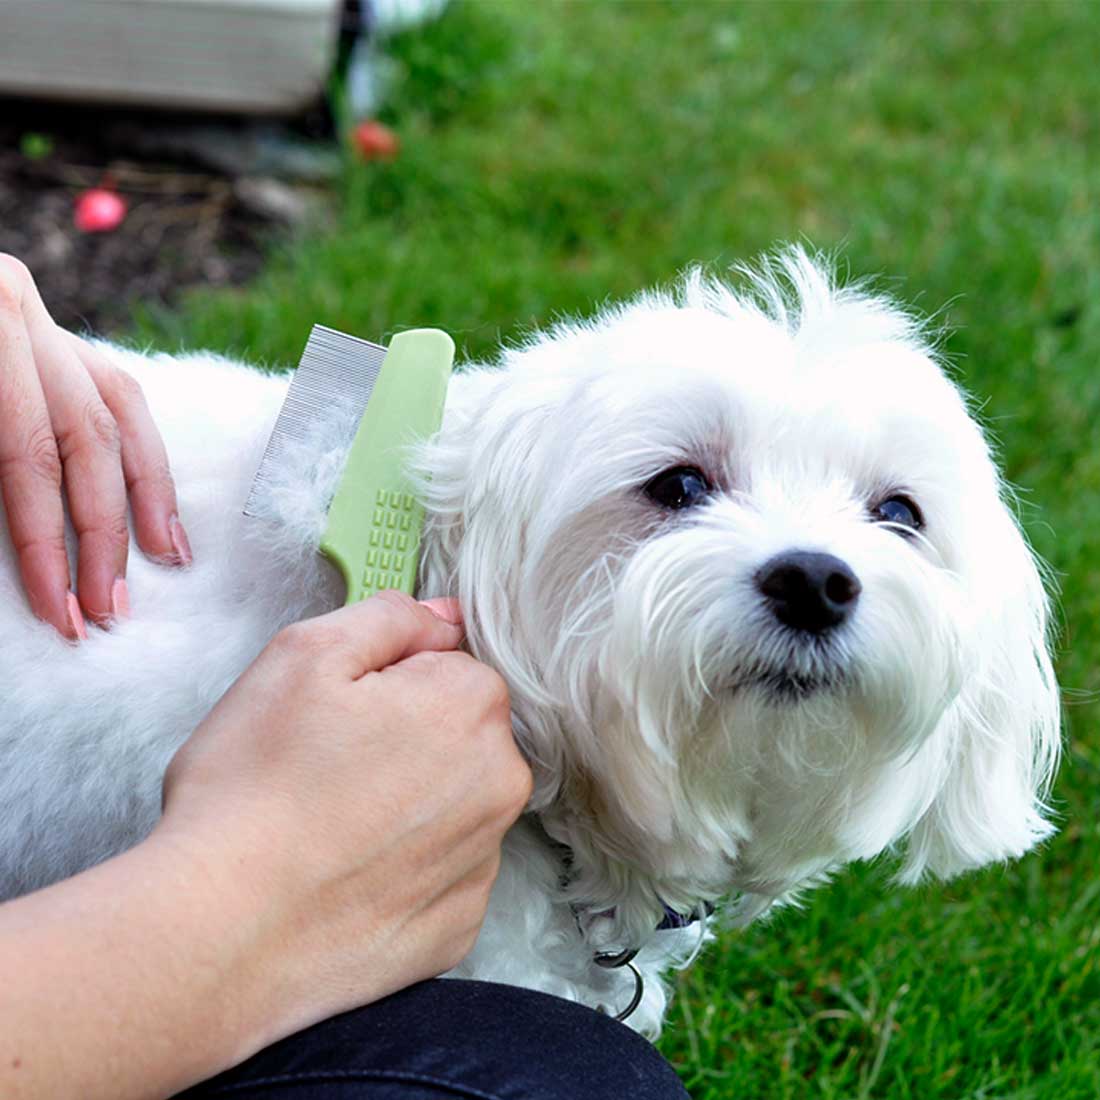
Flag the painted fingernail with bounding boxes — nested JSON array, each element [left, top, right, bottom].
[[110, 577, 131, 621], [418, 598, 463, 625], [169, 515, 193, 567], [66, 591, 88, 642]]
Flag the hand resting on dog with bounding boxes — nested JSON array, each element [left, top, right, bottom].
[[0, 253, 192, 637]]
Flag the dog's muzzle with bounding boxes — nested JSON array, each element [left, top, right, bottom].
[[731, 550, 861, 701]]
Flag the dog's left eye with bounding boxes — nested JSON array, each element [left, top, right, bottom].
[[873, 494, 923, 532], [644, 466, 712, 510]]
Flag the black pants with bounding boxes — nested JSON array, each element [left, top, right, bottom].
[[178, 979, 689, 1099]]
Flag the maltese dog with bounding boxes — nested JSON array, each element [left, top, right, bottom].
[[0, 249, 1060, 1034]]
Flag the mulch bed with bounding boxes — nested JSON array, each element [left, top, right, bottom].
[[0, 100, 333, 334]]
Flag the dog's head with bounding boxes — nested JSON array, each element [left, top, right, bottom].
[[415, 249, 1060, 930]]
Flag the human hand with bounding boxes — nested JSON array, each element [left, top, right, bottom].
[[0, 254, 190, 639], [158, 591, 531, 1044]]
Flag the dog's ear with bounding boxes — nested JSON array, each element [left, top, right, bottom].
[[900, 506, 1061, 881], [411, 368, 512, 598], [410, 367, 572, 802]]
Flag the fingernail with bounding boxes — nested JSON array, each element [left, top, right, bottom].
[[110, 577, 131, 621], [66, 592, 88, 642], [169, 515, 193, 567], [418, 598, 463, 625]]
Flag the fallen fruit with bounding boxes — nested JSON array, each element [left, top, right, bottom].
[[74, 188, 127, 233], [352, 120, 400, 162]]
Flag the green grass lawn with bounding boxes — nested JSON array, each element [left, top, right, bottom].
[[129, 2, 1100, 1096]]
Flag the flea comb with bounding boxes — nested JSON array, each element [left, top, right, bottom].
[[245, 325, 454, 604]]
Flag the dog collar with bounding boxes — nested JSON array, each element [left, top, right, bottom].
[[590, 898, 716, 967], [657, 898, 717, 930], [587, 900, 715, 1023], [551, 837, 714, 939], [546, 834, 715, 1021]]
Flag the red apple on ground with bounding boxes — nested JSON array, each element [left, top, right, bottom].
[[74, 189, 127, 233]]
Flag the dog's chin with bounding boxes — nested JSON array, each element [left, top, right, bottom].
[[733, 660, 853, 704]]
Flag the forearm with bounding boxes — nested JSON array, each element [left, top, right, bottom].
[[0, 829, 285, 1100]]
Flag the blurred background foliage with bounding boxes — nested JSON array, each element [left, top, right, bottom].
[[123, 2, 1098, 1097]]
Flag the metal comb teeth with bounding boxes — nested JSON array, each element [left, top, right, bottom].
[[243, 324, 386, 519]]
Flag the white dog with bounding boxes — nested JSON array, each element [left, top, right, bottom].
[[0, 249, 1060, 1035]]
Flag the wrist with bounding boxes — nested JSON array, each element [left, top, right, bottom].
[[144, 816, 304, 1059]]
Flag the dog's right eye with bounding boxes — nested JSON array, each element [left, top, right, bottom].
[[872, 494, 924, 533], [644, 466, 711, 510]]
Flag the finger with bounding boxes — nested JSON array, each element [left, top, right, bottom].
[[0, 272, 78, 637], [69, 334, 191, 566], [290, 590, 466, 680], [20, 294, 129, 625]]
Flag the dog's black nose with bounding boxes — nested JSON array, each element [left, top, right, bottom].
[[755, 551, 861, 634]]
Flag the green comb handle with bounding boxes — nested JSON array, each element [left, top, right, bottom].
[[320, 329, 454, 604]]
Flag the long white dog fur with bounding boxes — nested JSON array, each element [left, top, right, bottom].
[[0, 249, 1060, 1035]]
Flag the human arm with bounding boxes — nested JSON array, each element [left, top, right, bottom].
[[0, 592, 531, 1099]]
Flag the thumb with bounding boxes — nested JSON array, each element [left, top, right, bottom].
[[321, 590, 465, 678]]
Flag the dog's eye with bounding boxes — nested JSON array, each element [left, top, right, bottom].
[[644, 466, 711, 510], [873, 494, 923, 532]]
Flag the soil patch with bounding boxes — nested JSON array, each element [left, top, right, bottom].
[[0, 100, 334, 334]]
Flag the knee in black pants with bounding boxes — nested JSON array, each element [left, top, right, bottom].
[[178, 978, 689, 1099]]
